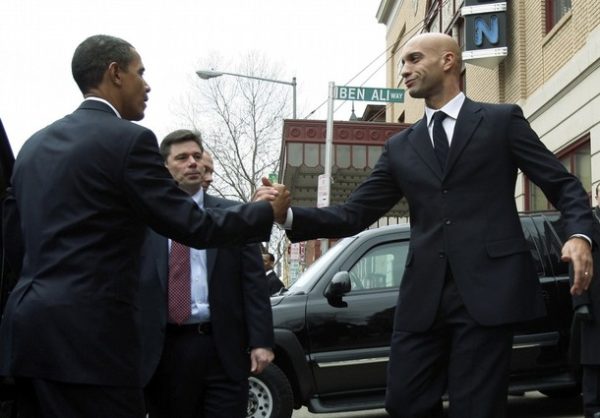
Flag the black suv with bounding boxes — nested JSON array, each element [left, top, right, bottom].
[[247, 214, 579, 418]]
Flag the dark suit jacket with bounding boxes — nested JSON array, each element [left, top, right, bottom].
[[139, 193, 274, 384], [0, 100, 273, 387], [266, 270, 284, 295], [580, 206, 600, 365], [288, 99, 593, 333]]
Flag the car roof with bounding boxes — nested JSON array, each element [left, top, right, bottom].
[[353, 222, 411, 239], [351, 212, 563, 241]]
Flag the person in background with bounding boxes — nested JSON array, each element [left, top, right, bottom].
[[142, 129, 274, 418], [576, 182, 600, 418], [0, 34, 288, 418], [200, 150, 214, 192], [269, 32, 593, 417], [262, 252, 285, 295]]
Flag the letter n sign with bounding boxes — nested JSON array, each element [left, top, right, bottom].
[[462, 1, 508, 67]]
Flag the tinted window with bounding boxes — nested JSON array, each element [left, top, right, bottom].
[[520, 217, 545, 276], [348, 240, 409, 292], [531, 214, 569, 276]]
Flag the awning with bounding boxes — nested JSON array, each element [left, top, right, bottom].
[[280, 119, 411, 218]]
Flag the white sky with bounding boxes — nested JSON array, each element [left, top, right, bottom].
[[0, 0, 387, 153]]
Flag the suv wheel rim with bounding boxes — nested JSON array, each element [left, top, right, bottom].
[[247, 375, 274, 417]]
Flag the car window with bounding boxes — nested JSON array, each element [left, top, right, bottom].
[[347, 240, 409, 292], [289, 236, 356, 293], [520, 217, 545, 276], [531, 214, 569, 276], [544, 217, 569, 276]]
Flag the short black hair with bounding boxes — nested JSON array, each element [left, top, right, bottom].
[[71, 35, 135, 94], [160, 129, 203, 161]]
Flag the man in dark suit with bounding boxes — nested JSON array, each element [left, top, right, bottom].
[[0, 35, 288, 418], [142, 131, 275, 417], [270, 33, 594, 417], [576, 183, 600, 417], [262, 252, 285, 295]]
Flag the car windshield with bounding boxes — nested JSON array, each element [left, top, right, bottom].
[[286, 236, 357, 294]]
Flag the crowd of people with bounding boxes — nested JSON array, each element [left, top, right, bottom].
[[0, 32, 598, 418]]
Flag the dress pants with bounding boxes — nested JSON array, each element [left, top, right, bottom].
[[583, 365, 600, 417], [145, 324, 249, 418], [16, 378, 145, 418], [385, 271, 514, 418]]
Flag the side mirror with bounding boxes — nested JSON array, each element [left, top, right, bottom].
[[325, 271, 351, 299]]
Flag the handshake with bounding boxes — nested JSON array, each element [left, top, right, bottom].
[[253, 177, 291, 224]]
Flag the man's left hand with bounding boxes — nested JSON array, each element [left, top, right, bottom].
[[561, 236, 593, 295], [250, 347, 274, 375]]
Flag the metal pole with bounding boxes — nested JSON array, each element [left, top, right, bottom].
[[292, 77, 297, 119], [197, 70, 297, 119], [325, 82, 334, 179], [321, 81, 335, 254]]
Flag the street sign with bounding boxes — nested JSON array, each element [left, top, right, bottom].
[[317, 174, 330, 208], [334, 85, 405, 103]]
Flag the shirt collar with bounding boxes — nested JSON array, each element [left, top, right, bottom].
[[425, 92, 465, 126], [191, 188, 204, 208], [83, 97, 122, 119]]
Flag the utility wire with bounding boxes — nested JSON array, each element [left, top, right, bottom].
[[304, 0, 452, 120]]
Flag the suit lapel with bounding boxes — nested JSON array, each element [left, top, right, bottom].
[[408, 116, 444, 180], [445, 98, 483, 176], [203, 194, 218, 281]]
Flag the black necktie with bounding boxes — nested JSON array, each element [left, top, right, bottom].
[[432, 111, 449, 170]]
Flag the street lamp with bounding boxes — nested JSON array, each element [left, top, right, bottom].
[[196, 69, 297, 119]]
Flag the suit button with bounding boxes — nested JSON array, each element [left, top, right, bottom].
[[445, 219, 451, 225], [439, 252, 445, 258], [442, 189, 448, 194]]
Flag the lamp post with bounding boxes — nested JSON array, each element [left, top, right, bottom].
[[196, 70, 297, 119]]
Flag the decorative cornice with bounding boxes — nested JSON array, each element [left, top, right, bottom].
[[283, 119, 409, 145]]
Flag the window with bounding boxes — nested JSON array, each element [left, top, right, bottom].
[[546, 0, 572, 33], [525, 137, 590, 211], [347, 241, 409, 292]]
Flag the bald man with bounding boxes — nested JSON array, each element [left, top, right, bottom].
[[200, 151, 214, 191], [274, 33, 593, 417]]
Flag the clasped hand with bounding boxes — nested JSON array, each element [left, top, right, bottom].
[[252, 177, 290, 224]]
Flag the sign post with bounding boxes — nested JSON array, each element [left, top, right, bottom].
[[318, 83, 405, 254], [334, 86, 405, 103]]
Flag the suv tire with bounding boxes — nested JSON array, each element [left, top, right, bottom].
[[247, 363, 293, 418]]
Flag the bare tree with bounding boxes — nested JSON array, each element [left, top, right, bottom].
[[176, 51, 290, 203], [174, 51, 291, 264]]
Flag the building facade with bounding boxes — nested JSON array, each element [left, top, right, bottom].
[[377, 0, 600, 210]]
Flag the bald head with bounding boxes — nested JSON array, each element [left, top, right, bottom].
[[401, 32, 462, 108]]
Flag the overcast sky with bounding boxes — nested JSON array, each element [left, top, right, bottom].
[[0, 0, 388, 153]]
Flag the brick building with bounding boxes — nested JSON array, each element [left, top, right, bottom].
[[377, 0, 600, 210]]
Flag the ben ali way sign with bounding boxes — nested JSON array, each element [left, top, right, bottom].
[[334, 85, 405, 103]]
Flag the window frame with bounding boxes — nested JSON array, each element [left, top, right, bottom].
[[545, 0, 572, 33]]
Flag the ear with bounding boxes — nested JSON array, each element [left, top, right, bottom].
[[107, 62, 122, 87], [441, 51, 456, 72]]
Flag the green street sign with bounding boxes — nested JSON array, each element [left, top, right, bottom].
[[334, 85, 405, 103]]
